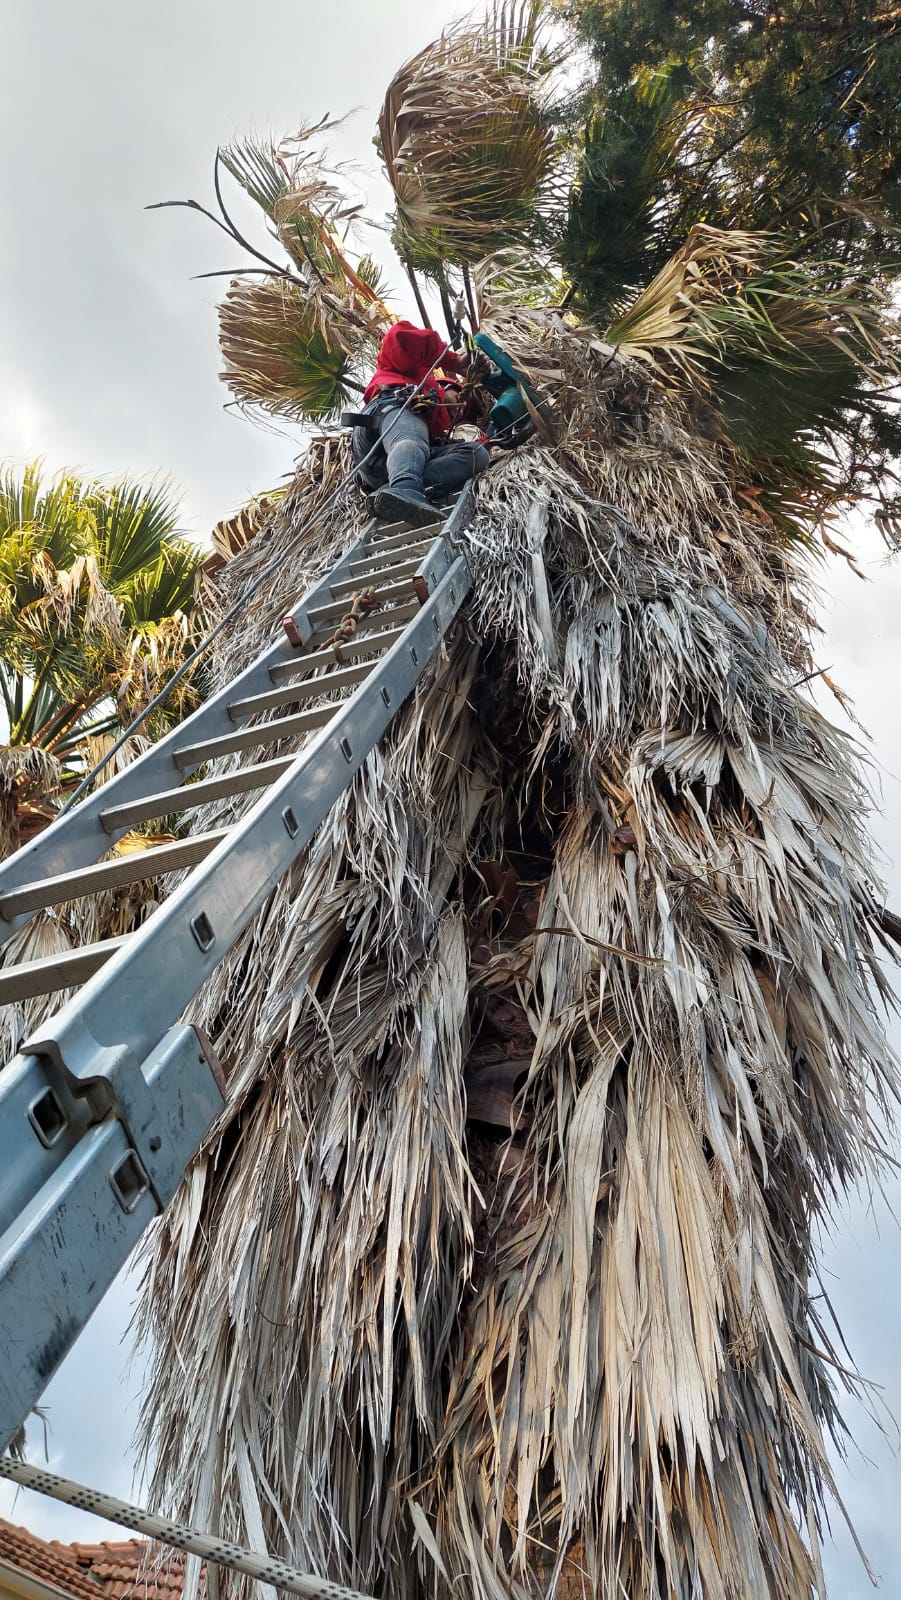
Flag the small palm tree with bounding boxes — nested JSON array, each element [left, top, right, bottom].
[[0, 461, 202, 855]]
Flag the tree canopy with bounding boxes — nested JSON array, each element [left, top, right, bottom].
[[0, 461, 202, 850], [555, 1, 901, 536], [560, 0, 901, 260]]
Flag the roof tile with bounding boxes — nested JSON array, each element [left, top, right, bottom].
[[0, 1519, 199, 1600]]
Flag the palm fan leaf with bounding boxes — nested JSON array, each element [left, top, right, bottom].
[[221, 128, 393, 322], [378, 2, 559, 269], [219, 134, 294, 218], [0, 461, 95, 573], [562, 58, 730, 319], [604, 223, 770, 379], [604, 225, 889, 386], [123, 544, 201, 624], [88, 475, 185, 591], [602, 223, 899, 531], [218, 276, 362, 421]]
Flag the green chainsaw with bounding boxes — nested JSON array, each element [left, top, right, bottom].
[[472, 332, 543, 448]]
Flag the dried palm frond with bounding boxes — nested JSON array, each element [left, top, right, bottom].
[[81, 732, 153, 788], [0, 908, 75, 1059], [474, 246, 562, 315], [378, 3, 560, 269], [604, 223, 893, 410], [116, 612, 194, 712], [209, 492, 283, 567], [0, 743, 62, 793], [19, 551, 123, 647], [220, 127, 394, 338], [0, 744, 63, 858], [137, 351, 898, 1600]]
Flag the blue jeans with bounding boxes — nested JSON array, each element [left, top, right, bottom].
[[352, 396, 489, 498]]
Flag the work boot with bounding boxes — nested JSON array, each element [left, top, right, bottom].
[[373, 484, 443, 528]]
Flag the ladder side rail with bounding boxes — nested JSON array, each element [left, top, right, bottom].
[[0, 553, 472, 1397], [0, 1024, 223, 1455], [0, 531, 374, 941]]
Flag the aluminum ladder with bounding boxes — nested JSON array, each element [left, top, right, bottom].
[[0, 491, 473, 1451]]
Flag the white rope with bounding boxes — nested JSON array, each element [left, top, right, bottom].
[[0, 1457, 377, 1600]]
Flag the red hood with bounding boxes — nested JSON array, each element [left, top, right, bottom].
[[374, 321, 449, 382], [364, 321, 463, 437]]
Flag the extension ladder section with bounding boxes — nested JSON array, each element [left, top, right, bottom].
[[0, 490, 474, 1453]]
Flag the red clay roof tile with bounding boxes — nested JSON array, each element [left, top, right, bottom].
[[0, 1519, 197, 1600]]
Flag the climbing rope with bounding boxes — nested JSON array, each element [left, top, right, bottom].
[[327, 590, 379, 660], [0, 1456, 376, 1600]]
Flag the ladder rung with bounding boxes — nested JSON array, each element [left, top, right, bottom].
[[99, 757, 295, 834], [0, 936, 128, 1004], [307, 600, 419, 646], [363, 518, 410, 538], [363, 521, 437, 548], [228, 658, 374, 720], [173, 704, 333, 770], [269, 624, 405, 683], [365, 519, 428, 543], [307, 578, 418, 628], [0, 831, 229, 918], [347, 539, 432, 578], [367, 517, 443, 545], [331, 555, 423, 598]]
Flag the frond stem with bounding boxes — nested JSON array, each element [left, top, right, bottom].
[[462, 263, 479, 330], [402, 259, 433, 330]]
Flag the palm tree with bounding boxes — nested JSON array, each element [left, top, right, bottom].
[[0, 461, 202, 856], [136, 8, 900, 1599]]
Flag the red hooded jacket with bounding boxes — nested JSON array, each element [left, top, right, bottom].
[[363, 321, 466, 439]]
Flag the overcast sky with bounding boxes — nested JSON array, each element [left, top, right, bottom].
[[1, 3, 899, 1594]]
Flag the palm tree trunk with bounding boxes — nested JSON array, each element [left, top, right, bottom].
[[136, 339, 895, 1600]]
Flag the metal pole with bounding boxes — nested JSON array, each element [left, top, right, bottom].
[[0, 1457, 377, 1600]]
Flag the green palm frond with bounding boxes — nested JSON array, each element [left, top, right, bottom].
[[218, 276, 360, 421], [89, 475, 184, 590], [355, 254, 392, 302], [562, 58, 728, 318], [123, 542, 200, 624], [0, 461, 95, 576], [219, 135, 293, 218], [378, 2, 560, 270]]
